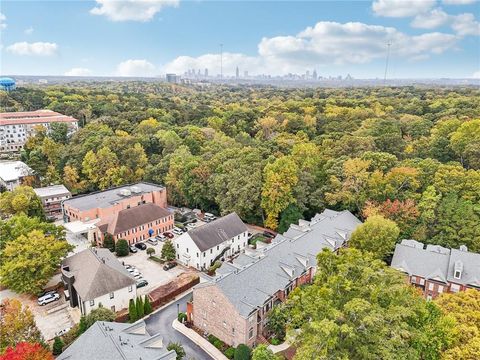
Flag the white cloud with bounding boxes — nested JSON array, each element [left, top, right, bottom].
[[90, 0, 179, 22], [472, 71, 480, 78], [116, 59, 156, 76], [451, 13, 480, 35], [411, 8, 450, 28], [24, 27, 34, 35], [372, 0, 436, 17], [64, 68, 92, 76], [6, 42, 58, 56], [443, 0, 477, 4], [163, 21, 459, 76], [0, 12, 6, 29]]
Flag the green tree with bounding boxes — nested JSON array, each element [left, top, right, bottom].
[[115, 239, 129, 257], [52, 336, 64, 355], [84, 307, 116, 328], [161, 239, 176, 261], [49, 122, 69, 144], [234, 344, 251, 360], [143, 295, 153, 315], [266, 304, 288, 341], [167, 342, 186, 360], [277, 204, 303, 234], [261, 157, 299, 230], [136, 297, 144, 318], [284, 248, 456, 360], [0, 186, 44, 219], [146, 247, 156, 257], [251, 345, 281, 360], [103, 233, 115, 252], [349, 215, 400, 259], [0, 230, 71, 294], [128, 299, 137, 323], [450, 119, 480, 169], [0, 298, 44, 352]]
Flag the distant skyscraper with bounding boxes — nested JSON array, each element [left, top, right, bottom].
[[312, 69, 318, 80], [236, 66, 239, 79], [166, 74, 179, 84]]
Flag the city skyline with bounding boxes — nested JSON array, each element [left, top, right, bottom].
[[1, 0, 479, 79]]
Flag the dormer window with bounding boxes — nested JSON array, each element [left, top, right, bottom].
[[454, 270, 461, 279], [454, 260, 463, 279]]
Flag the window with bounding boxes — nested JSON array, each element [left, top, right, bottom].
[[217, 246, 219, 250], [232, 327, 235, 335], [202, 310, 207, 319], [177, 244, 179, 248], [186, 248, 189, 253], [411, 276, 416, 283], [212, 300, 216, 307], [428, 283, 434, 291], [438, 285, 444, 293], [203, 252, 206, 257], [223, 321, 227, 328], [111, 305, 115, 312], [210, 249, 213, 254], [90, 300, 95, 306], [451, 284, 460, 292], [128, 286, 133, 292], [454, 270, 461, 279], [109, 292, 114, 299], [248, 328, 254, 339], [197, 252, 199, 258]]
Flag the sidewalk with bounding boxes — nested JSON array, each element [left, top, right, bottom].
[[172, 319, 228, 360], [268, 340, 291, 353]]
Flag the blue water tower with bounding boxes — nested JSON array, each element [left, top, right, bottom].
[[0, 77, 16, 92]]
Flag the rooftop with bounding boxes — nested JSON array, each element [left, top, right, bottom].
[[0, 110, 78, 126], [63, 182, 165, 211], [197, 209, 361, 317], [62, 248, 135, 300], [391, 240, 480, 287], [0, 161, 33, 182], [33, 184, 71, 198], [187, 212, 248, 252], [57, 321, 176, 360]]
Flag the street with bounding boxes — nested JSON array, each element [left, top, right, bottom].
[[145, 292, 212, 360]]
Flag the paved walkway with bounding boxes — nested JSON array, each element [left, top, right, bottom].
[[268, 340, 291, 353], [172, 320, 228, 360]]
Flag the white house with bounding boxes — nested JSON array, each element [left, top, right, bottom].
[[174, 212, 249, 270], [0, 161, 34, 191], [61, 248, 136, 315]]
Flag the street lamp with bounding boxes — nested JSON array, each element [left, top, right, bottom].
[[177, 303, 180, 316]]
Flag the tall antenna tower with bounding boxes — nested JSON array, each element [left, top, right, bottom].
[[220, 43, 224, 79], [383, 42, 391, 85]]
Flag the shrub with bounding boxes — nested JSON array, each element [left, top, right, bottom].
[[128, 298, 137, 322], [144, 295, 153, 315], [136, 297, 144, 318], [270, 337, 281, 345], [146, 247, 156, 257], [234, 344, 251, 360], [178, 312, 187, 323], [225, 347, 236, 359], [167, 342, 186, 360], [62, 324, 79, 347], [115, 239, 129, 257], [52, 336, 64, 355], [103, 233, 115, 252], [213, 339, 224, 350]]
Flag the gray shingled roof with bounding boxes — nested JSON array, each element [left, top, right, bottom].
[[98, 203, 172, 235], [57, 321, 176, 360], [195, 209, 361, 318], [188, 212, 248, 252], [63, 182, 164, 211], [391, 240, 480, 287], [62, 248, 135, 300]]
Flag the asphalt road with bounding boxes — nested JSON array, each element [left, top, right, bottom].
[[145, 292, 212, 360]]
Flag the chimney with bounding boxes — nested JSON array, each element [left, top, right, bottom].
[[459, 245, 468, 252]]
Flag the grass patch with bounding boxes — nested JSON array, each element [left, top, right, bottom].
[[248, 234, 269, 246]]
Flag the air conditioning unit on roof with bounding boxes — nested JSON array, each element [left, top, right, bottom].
[[130, 186, 141, 194], [119, 189, 131, 197]]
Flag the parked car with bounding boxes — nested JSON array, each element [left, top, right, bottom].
[[204, 213, 217, 222], [263, 231, 275, 238], [55, 327, 71, 337], [163, 232, 174, 239], [172, 227, 184, 235], [134, 273, 143, 279], [135, 242, 147, 250], [155, 234, 167, 241], [147, 238, 158, 246], [163, 262, 177, 271], [129, 245, 138, 253], [37, 292, 60, 306], [136, 279, 148, 288], [186, 223, 196, 229]]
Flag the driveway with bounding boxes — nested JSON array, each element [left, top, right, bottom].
[[145, 292, 212, 360]]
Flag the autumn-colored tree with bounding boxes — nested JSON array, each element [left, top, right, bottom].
[[0, 299, 44, 353], [0, 343, 53, 360], [0, 186, 44, 219]]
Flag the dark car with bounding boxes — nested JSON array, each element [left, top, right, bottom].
[[129, 245, 138, 253], [163, 262, 177, 271], [136, 279, 148, 288], [134, 242, 147, 250], [263, 231, 275, 238], [163, 232, 174, 239]]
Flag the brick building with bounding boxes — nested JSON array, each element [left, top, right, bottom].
[[62, 182, 173, 245], [391, 239, 480, 299], [189, 209, 361, 347], [34, 184, 71, 219]]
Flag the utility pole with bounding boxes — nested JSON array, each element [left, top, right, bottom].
[[220, 43, 223, 80], [384, 42, 391, 85]]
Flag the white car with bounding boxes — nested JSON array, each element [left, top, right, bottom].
[[132, 269, 141, 277], [172, 227, 184, 235], [38, 292, 60, 306], [134, 273, 143, 279], [55, 327, 71, 337], [186, 223, 196, 229]]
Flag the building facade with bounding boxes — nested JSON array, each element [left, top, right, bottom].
[[173, 213, 248, 271], [0, 110, 78, 153], [33, 185, 71, 219], [189, 209, 361, 347], [62, 248, 136, 315], [391, 240, 480, 299]]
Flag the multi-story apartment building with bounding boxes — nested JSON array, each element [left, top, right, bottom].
[[33, 184, 71, 219], [62, 182, 173, 245], [391, 239, 480, 299], [0, 161, 34, 191], [174, 213, 248, 271], [0, 110, 78, 153], [189, 209, 361, 347], [61, 248, 136, 315]]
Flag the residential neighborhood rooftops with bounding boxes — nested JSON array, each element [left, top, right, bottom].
[[199, 209, 361, 317], [62, 248, 135, 300], [0, 161, 33, 182], [33, 184, 70, 198], [97, 203, 172, 235], [391, 240, 480, 287], [57, 321, 176, 360], [63, 182, 165, 211], [187, 212, 248, 252]]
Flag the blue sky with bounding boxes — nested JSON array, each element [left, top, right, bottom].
[[1, 0, 479, 78]]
